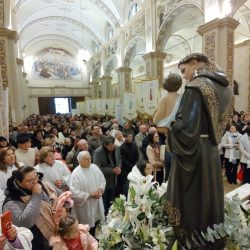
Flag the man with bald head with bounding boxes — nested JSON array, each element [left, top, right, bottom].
[[166, 53, 234, 249], [72, 139, 92, 169], [135, 124, 148, 160], [70, 151, 106, 236]]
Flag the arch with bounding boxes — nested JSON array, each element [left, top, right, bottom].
[[105, 54, 118, 75], [22, 34, 82, 53], [15, 0, 120, 28], [233, 0, 250, 43], [18, 16, 102, 44], [124, 36, 146, 67], [156, 3, 204, 52]]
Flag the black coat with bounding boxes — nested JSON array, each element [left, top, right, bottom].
[[167, 65, 233, 234], [120, 141, 139, 177]]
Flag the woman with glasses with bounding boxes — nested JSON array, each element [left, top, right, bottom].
[[2, 166, 64, 250]]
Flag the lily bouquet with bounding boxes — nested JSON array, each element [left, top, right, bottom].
[[98, 175, 174, 249], [203, 195, 250, 250]]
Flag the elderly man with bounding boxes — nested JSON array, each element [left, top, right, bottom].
[[71, 139, 91, 169], [69, 151, 106, 236], [135, 125, 147, 160], [87, 125, 105, 151], [166, 53, 234, 249]]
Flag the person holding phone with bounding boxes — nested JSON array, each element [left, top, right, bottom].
[[2, 166, 63, 250], [0, 222, 33, 250]]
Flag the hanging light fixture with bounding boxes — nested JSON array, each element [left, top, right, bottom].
[[79, 0, 90, 64]]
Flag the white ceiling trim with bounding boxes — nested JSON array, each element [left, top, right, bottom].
[[15, 0, 121, 28], [88, 0, 120, 27], [18, 16, 102, 44], [22, 34, 82, 52]]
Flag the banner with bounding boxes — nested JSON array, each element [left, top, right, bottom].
[[107, 98, 115, 116], [123, 92, 137, 120], [76, 101, 85, 114], [101, 99, 109, 115], [85, 98, 95, 115], [115, 104, 123, 125], [142, 79, 159, 115], [134, 82, 145, 113], [95, 99, 102, 115]]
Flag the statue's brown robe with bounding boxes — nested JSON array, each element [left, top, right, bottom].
[[166, 64, 234, 232]]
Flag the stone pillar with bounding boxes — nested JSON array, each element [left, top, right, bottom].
[[197, 17, 239, 85], [99, 76, 112, 98], [0, 28, 25, 126], [0, 68, 8, 138], [89, 81, 100, 98], [142, 51, 166, 88], [116, 67, 132, 101]]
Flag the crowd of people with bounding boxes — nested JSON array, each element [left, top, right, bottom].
[[0, 113, 167, 249], [0, 108, 249, 249], [0, 54, 249, 250]]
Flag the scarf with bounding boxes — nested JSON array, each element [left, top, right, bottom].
[[226, 131, 241, 163], [4, 177, 58, 239]]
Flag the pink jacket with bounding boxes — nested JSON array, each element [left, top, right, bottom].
[[49, 224, 98, 250]]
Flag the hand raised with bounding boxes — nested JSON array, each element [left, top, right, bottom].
[[32, 183, 42, 194], [6, 225, 17, 241], [0, 235, 7, 250]]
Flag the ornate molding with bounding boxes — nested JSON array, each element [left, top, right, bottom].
[[116, 67, 132, 73], [204, 32, 215, 62], [0, 28, 18, 41], [143, 52, 166, 60], [16, 58, 24, 66], [227, 30, 234, 85], [197, 17, 239, 35], [234, 39, 250, 48], [0, 0, 3, 28], [0, 39, 8, 87], [248, 48, 250, 112], [99, 75, 112, 81]]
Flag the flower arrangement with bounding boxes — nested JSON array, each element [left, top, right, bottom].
[[98, 175, 174, 250], [203, 195, 250, 250]]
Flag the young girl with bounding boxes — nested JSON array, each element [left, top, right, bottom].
[[49, 215, 98, 250], [221, 124, 242, 184]]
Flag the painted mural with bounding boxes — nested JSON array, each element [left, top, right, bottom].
[[32, 47, 81, 80]]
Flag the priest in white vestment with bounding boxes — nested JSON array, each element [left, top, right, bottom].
[[69, 151, 106, 232]]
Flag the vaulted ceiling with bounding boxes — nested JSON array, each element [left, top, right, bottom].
[[14, 0, 129, 56]]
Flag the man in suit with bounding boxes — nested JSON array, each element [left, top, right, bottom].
[[93, 136, 121, 214]]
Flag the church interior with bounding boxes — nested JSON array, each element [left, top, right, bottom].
[[0, 1, 250, 249], [1, 0, 250, 131]]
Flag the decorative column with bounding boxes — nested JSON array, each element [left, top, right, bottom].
[[197, 17, 239, 85], [116, 67, 132, 101], [99, 75, 112, 98], [142, 51, 166, 88], [0, 28, 24, 126], [89, 81, 100, 98]]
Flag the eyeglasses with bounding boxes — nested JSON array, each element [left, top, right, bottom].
[[26, 174, 39, 184]]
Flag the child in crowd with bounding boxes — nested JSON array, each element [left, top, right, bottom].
[[49, 215, 98, 250]]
